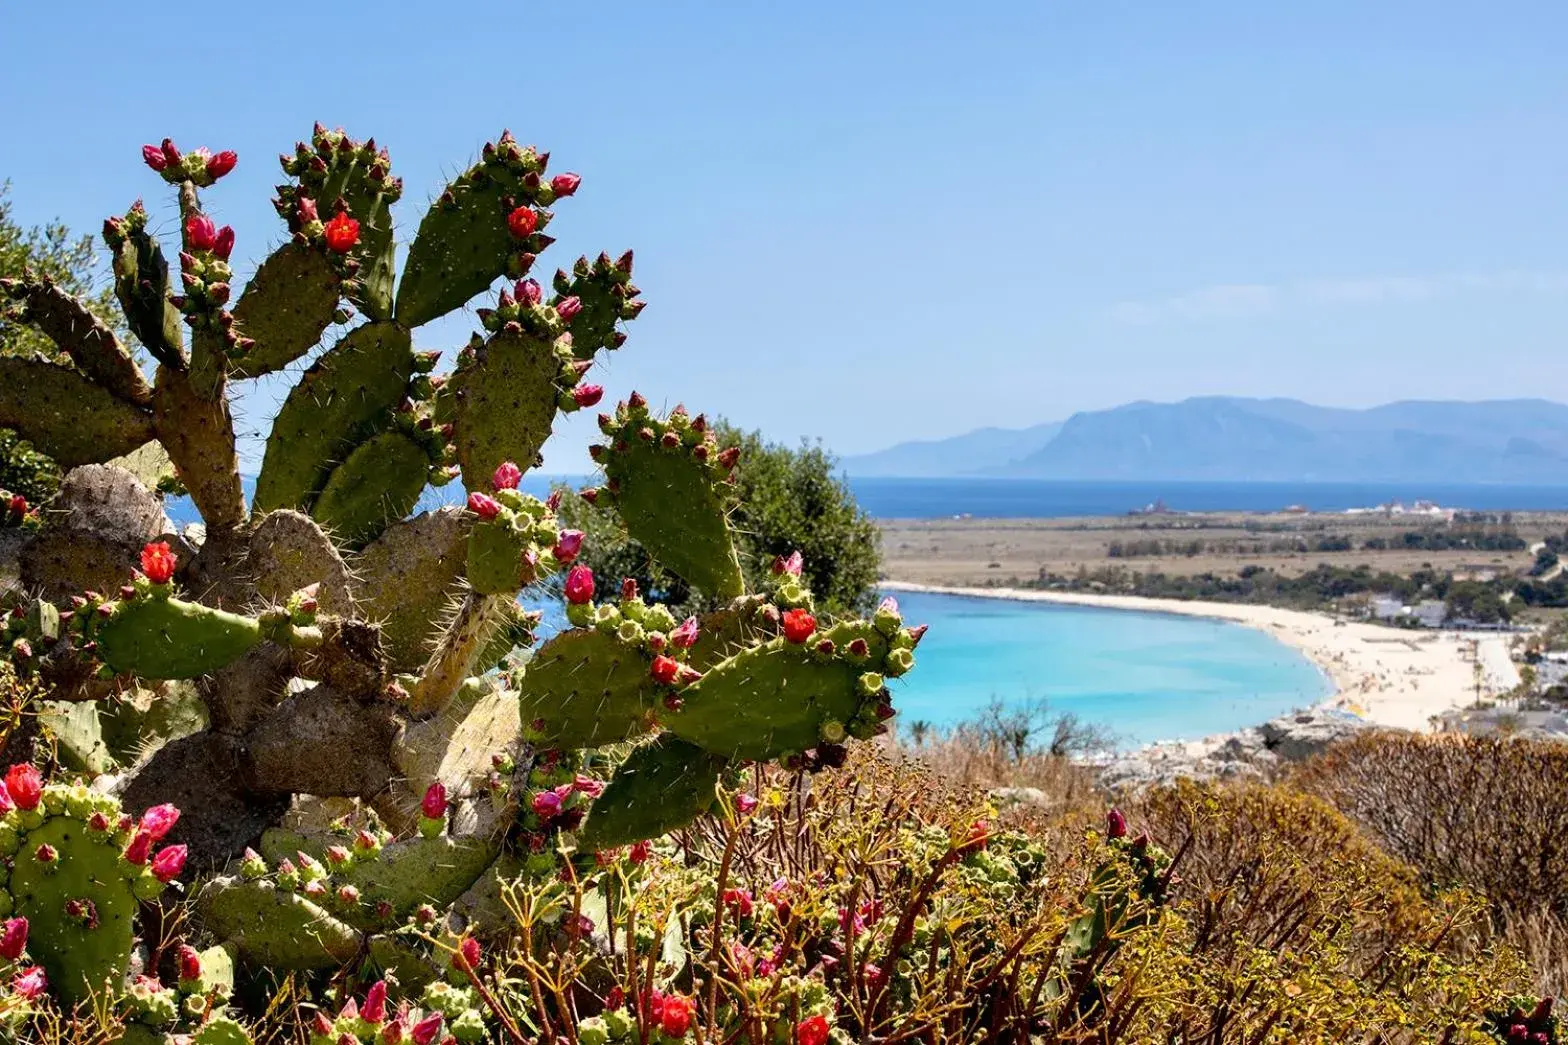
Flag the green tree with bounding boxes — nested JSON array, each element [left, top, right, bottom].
[[557, 421, 881, 617], [0, 182, 125, 501]]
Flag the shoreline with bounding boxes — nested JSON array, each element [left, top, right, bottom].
[[881, 581, 1521, 736]]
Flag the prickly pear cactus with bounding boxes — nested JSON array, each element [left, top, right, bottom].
[[0, 765, 184, 1005], [0, 123, 924, 949]]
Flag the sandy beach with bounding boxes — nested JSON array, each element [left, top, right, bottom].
[[882, 581, 1522, 733]]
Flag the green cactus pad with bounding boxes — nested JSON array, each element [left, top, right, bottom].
[[6, 784, 160, 1004], [666, 621, 893, 760], [394, 134, 551, 329], [94, 597, 264, 681], [352, 509, 471, 672], [576, 734, 726, 851], [474, 600, 537, 673], [342, 836, 501, 926], [106, 202, 185, 369], [3, 278, 152, 405], [190, 1014, 254, 1045], [254, 321, 414, 514], [229, 243, 341, 378], [597, 404, 744, 599], [550, 252, 644, 360], [196, 877, 359, 970], [153, 365, 246, 531], [517, 628, 659, 749], [311, 430, 430, 548], [449, 330, 568, 492], [245, 509, 356, 616], [317, 152, 397, 320], [0, 357, 155, 468]]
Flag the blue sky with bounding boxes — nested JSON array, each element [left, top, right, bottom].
[[4, 2, 1567, 469]]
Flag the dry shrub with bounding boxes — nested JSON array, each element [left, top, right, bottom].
[[1119, 779, 1530, 1043], [1295, 731, 1568, 993]]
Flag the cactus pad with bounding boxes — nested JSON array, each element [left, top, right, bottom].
[[517, 627, 660, 750], [229, 243, 341, 378], [103, 201, 185, 370], [353, 509, 472, 672], [311, 430, 430, 547], [254, 320, 414, 513], [4, 782, 174, 1004], [577, 734, 726, 851], [153, 364, 246, 531], [91, 594, 264, 681], [549, 251, 644, 360], [196, 876, 360, 970], [594, 400, 744, 598], [449, 329, 571, 492], [0, 357, 155, 468], [394, 132, 554, 328]]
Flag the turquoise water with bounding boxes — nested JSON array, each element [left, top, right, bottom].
[[886, 590, 1332, 748]]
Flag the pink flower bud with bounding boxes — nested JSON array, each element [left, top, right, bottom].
[[553, 529, 584, 563], [185, 215, 218, 252], [1107, 808, 1127, 840], [564, 565, 595, 604], [555, 296, 583, 321], [735, 793, 759, 815], [453, 936, 481, 973], [0, 918, 27, 960], [772, 550, 804, 576], [214, 225, 235, 260], [151, 844, 187, 882], [670, 616, 700, 649], [4, 765, 40, 811], [411, 1013, 444, 1045], [178, 944, 202, 982], [205, 150, 238, 180], [492, 461, 522, 490], [466, 492, 502, 520], [160, 138, 181, 166], [142, 145, 168, 171], [572, 384, 604, 408], [34, 844, 57, 865], [421, 781, 448, 820], [550, 173, 581, 197], [531, 790, 562, 818], [11, 966, 45, 1001], [362, 980, 388, 1023], [139, 803, 181, 843], [297, 196, 319, 224], [515, 278, 542, 304]]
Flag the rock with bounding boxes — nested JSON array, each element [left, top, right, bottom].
[[1259, 709, 1367, 761], [990, 787, 1051, 808]]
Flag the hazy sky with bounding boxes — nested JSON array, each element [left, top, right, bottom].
[[4, 2, 1567, 469]]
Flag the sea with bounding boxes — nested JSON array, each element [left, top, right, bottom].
[[170, 477, 1562, 747]]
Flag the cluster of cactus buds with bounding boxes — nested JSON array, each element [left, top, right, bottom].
[[1489, 999, 1557, 1044], [303, 976, 488, 1045], [141, 139, 238, 187]]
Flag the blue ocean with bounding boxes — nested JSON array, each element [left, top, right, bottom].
[[171, 476, 1556, 745]]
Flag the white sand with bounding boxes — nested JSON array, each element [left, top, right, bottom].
[[882, 581, 1520, 733]]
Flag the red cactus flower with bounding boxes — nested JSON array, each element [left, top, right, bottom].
[[722, 888, 754, 916], [796, 1015, 831, 1045], [123, 830, 153, 866], [214, 225, 235, 260], [780, 609, 816, 644], [555, 296, 583, 321], [572, 383, 604, 408], [670, 616, 700, 649], [650, 655, 680, 685], [551, 173, 581, 197], [139, 803, 181, 842], [466, 491, 502, 520], [7, 495, 25, 518], [141, 541, 177, 584], [142, 145, 168, 171], [184, 214, 218, 251], [452, 936, 481, 973], [205, 150, 238, 180], [552, 529, 584, 563], [4, 765, 40, 811], [151, 844, 187, 882], [11, 966, 45, 1001], [564, 565, 595, 604], [177, 944, 202, 982], [0, 918, 27, 960], [492, 461, 522, 490], [629, 840, 652, 864], [323, 211, 359, 253], [421, 781, 448, 820], [660, 995, 694, 1038], [1107, 808, 1127, 840], [410, 1012, 444, 1045], [361, 980, 388, 1023], [506, 206, 538, 239]]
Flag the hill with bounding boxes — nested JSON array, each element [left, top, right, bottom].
[[844, 398, 1568, 483]]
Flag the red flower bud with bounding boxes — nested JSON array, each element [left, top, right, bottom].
[[214, 225, 236, 260], [142, 145, 167, 171], [492, 461, 522, 490], [650, 655, 680, 685], [421, 781, 448, 820], [0, 918, 27, 961], [4, 765, 40, 811], [772, 550, 804, 576], [151, 844, 187, 882], [564, 565, 595, 604], [140, 541, 177, 584], [362, 980, 388, 1023], [550, 173, 581, 197], [466, 492, 502, 520], [411, 1013, 444, 1045], [507, 206, 538, 239], [1106, 808, 1127, 840], [670, 616, 700, 649], [717, 446, 741, 470], [620, 577, 638, 601], [297, 196, 319, 224], [7, 494, 26, 518], [323, 211, 360, 253], [515, 277, 542, 304], [161, 138, 181, 166], [185, 215, 218, 252], [205, 150, 238, 180], [780, 609, 816, 644], [572, 384, 604, 408], [552, 529, 584, 563], [139, 803, 181, 842], [555, 296, 583, 321], [530, 789, 562, 819], [178, 944, 202, 982], [453, 937, 481, 973]]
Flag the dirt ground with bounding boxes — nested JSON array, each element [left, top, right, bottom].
[[878, 510, 1568, 588]]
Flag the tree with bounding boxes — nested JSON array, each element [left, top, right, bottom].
[[0, 183, 124, 501], [558, 420, 882, 617]]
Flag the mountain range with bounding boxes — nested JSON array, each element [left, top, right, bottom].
[[843, 398, 1568, 483]]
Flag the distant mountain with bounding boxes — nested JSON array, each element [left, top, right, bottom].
[[846, 398, 1568, 483], [841, 422, 1063, 477]]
